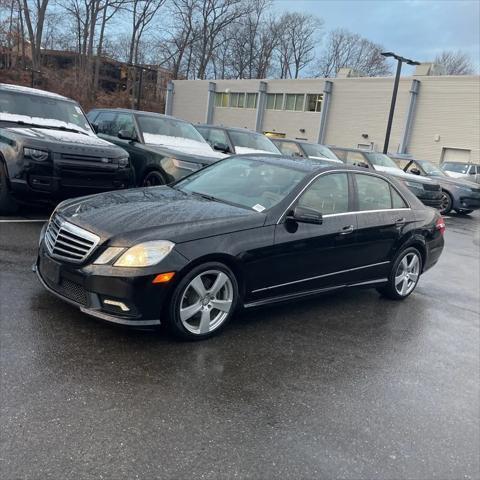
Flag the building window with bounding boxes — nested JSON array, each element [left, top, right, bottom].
[[215, 92, 229, 107], [305, 94, 323, 112], [285, 94, 305, 111], [266, 93, 284, 110], [246, 93, 258, 109], [229, 92, 245, 108]]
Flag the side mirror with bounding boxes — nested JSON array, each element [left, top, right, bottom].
[[118, 130, 137, 141], [213, 142, 230, 153], [91, 123, 99, 134], [410, 167, 421, 175], [287, 206, 323, 225]]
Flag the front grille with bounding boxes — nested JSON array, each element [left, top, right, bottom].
[[60, 153, 114, 163], [44, 215, 100, 263], [423, 183, 441, 191]]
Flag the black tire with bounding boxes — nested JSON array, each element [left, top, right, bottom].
[[0, 162, 19, 215], [376, 247, 423, 300], [454, 209, 474, 215], [141, 170, 165, 187], [439, 190, 453, 215], [167, 262, 239, 340]]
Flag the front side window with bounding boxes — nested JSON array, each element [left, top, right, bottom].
[[96, 112, 117, 136], [285, 94, 304, 111], [298, 173, 349, 215], [355, 174, 406, 211], [345, 151, 369, 167], [228, 130, 280, 154], [305, 94, 323, 112], [276, 141, 304, 158], [266, 93, 284, 110], [176, 157, 305, 211]]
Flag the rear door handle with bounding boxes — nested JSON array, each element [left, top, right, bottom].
[[339, 225, 355, 235], [395, 218, 406, 226]]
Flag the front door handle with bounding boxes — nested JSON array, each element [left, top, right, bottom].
[[339, 225, 355, 235], [395, 218, 406, 226]]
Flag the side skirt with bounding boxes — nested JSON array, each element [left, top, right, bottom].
[[243, 278, 388, 309]]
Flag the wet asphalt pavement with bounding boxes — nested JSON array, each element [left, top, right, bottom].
[[0, 209, 479, 480]]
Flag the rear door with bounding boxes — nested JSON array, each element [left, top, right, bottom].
[[350, 172, 414, 283]]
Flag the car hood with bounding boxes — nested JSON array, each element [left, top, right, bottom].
[[5, 126, 126, 157], [430, 175, 478, 189], [374, 165, 436, 184], [55, 186, 265, 245], [142, 134, 226, 161]]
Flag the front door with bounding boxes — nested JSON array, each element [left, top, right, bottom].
[[254, 172, 358, 300]]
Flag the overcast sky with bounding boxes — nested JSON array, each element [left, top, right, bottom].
[[276, 0, 480, 75]]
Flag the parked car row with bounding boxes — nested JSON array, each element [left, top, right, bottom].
[[1, 83, 478, 218]]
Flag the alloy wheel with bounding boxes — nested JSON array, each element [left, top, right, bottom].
[[179, 270, 234, 335], [142, 171, 164, 187], [439, 191, 452, 215], [394, 252, 420, 296]]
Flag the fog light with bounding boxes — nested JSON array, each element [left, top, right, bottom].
[[103, 299, 130, 312]]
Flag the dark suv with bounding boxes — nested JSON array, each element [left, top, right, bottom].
[[330, 147, 442, 209], [0, 84, 132, 214], [87, 109, 225, 186]]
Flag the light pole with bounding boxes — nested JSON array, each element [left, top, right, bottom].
[[381, 52, 420, 154]]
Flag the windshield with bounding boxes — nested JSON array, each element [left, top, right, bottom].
[[176, 157, 305, 211], [302, 143, 339, 160], [366, 152, 400, 169], [0, 90, 93, 134], [417, 160, 446, 176], [228, 130, 280, 154], [442, 162, 470, 174], [136, 114, 208, 146]]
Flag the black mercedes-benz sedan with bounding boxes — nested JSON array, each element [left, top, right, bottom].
[[35, 156, 445, 340]]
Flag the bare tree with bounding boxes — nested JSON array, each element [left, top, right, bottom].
[[434, 50, 474, 75], [276, 12, 322, 79], [316, 28, 391, 78], [21, 0, 49, 70]]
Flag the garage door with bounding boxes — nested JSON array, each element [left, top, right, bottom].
[[442, 148, 471, 163]]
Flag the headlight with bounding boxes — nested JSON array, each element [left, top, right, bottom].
[[172, 158, 202, 172], [118, 155, 129, 167], [24, 147, 49, 162], [113, 240, 175, 267], [94, 247, 125, 265], [404, 180, 424, 189]]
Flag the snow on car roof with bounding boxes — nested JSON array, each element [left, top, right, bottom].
[[0, 83, 70, 101]]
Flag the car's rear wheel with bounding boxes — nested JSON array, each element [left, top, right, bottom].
[[0, 162, 19, 215], [439, 190, 453, 215], [377, 247, 422, 300], [142, 170, 165, 187], [167, 262, 239, 340], [454, 209, 473, 215]]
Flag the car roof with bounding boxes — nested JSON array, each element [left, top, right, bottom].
[[196, 124, 262, 135], [89, 107, 184, 122], [0, 83, 72, 101], [231, 154, 368, 174]]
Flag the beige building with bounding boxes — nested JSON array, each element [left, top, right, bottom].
[[166, 71, 480, 164]]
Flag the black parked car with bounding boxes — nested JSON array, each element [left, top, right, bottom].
[[195, 124, 281, 155], [87, 109, 225, 186], [0, 84, 132, 214], [392, 155, 480, 215], [330, 147, 443, 209], [35, 155, 445, 340], [272, 138, 342, 164]]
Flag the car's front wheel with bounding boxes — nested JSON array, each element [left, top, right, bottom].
[[439, 190, 453, 215], [377, 247, 422, 300], [142, 170, 165, 187], [0, 162, 19, 215], [167, 262, 239, 340]]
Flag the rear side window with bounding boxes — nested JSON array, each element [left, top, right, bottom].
[[298, 173, 349, 215], [345, 151, 369, 168], [197, 127, 229, 148], [355, 174, 407, 211], [277, 141, 304, 158], [96, 112, 117, 135]]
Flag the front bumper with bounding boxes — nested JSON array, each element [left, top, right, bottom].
[[35, 242, 188, 327], [457, 194, 480, 210], [415, 191, 442, 209]]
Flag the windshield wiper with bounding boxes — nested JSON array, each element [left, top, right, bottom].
[[7, 120, 89, 136]]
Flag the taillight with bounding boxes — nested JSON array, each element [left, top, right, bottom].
[[435, 216, 446, 235]]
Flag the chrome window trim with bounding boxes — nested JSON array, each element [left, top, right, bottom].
[[276, 169, 411, 224], [252, 260, 391, 293]]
